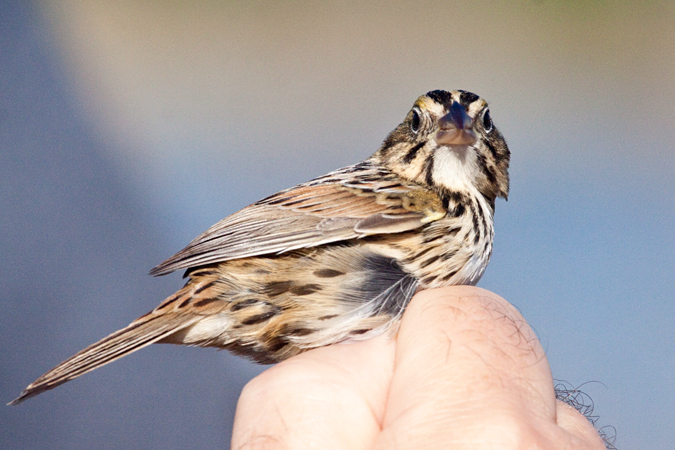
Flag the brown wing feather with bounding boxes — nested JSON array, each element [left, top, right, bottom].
[[150, 161, 446, 276]]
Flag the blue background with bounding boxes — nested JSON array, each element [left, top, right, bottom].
[[2, 1, 673, 448]]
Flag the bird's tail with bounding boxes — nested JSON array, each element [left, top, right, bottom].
[[9, 311, 201, 405]]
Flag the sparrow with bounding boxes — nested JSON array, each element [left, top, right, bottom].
[[11, 89, 510, 405]]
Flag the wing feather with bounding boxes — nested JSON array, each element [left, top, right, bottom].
[[150, 161, 446, 276]]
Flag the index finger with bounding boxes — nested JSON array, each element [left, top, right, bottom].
[[376, 286, 603, 449]]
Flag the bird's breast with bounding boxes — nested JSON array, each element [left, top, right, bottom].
[[399, 197, 494, 288]]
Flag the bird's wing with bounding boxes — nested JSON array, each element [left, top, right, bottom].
[[150, 161, 447, 276]]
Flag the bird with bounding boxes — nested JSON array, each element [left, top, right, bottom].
[[10, 89, 510, 405]]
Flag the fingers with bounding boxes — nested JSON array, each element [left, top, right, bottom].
[[376, 286, 605, 449], [231, 286, 607, 450], [556, 400, 610, 448], [231, 331, 395, 450]]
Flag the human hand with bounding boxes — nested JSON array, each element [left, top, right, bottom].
[[232, 286, 606, 449]]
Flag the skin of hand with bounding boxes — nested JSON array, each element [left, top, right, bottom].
[[232, 286, 606, 450]]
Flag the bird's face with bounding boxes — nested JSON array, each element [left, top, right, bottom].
[[374, 90, 510, 202]]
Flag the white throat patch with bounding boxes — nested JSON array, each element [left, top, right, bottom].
[[431, 145, 479, 192]]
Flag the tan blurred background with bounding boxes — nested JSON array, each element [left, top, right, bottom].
[[2, 1, 674, 448]]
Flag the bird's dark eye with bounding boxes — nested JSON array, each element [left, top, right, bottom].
[[411, 109, 421, 133], [482, 108, 493, 132]]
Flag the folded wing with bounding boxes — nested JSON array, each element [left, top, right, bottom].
[[150, 161, 446, 276]]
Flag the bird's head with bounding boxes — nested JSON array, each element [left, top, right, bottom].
[[374, 90, 510, 203]]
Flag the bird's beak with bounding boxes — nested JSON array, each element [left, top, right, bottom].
[[435, 101, 477, 146]]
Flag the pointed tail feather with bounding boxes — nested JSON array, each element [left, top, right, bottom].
[[9, 313, 200, 405]]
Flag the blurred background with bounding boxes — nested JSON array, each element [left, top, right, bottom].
[[2, 0, 673, 448]]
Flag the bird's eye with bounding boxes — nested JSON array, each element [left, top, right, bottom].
[[481, 108, 493, 132], [411, 109, 421, 133]]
